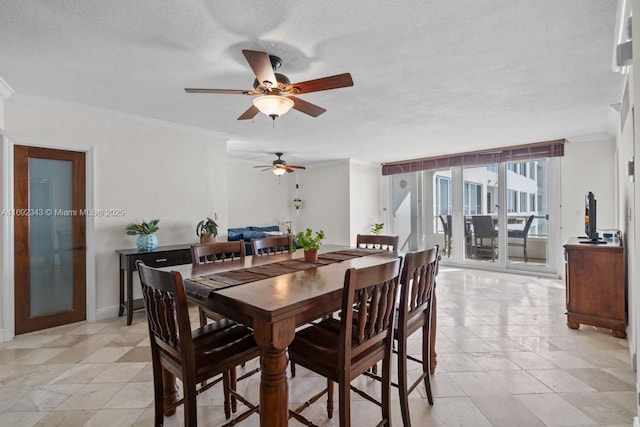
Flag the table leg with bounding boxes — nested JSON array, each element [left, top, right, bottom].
[[119, 269, 125, 317], [253, 317, 296, 427], [126, 269, 134, 326]]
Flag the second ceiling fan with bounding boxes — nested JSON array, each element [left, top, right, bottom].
[[255, 153, 305, 176], [185, 50, 354, 121]]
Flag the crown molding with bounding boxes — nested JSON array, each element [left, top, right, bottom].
[[0, 76, 15, 100], [8, 93, 230, 139], [566, 134, 614, 144]]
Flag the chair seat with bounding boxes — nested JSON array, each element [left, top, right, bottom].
[[289, 316, 387, 380], [192, 321, 260, 375]]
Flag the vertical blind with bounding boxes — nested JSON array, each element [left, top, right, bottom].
[[381, 139, 565, 176]]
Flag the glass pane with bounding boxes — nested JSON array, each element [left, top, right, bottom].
[[29, 158, 74, 316], [429, 170, 452, 257], [506, 159, 549, 266], [463, 165, 499, 263]]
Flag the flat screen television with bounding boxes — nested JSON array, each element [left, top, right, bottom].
[[582, 191, 604, 244]]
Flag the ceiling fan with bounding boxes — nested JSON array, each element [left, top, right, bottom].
[[254, 153, 306, 176], [185, 50, 354, 121]]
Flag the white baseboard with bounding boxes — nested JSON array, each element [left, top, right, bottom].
[[95, 306, 120, 321], [633, 416, 639, 427]]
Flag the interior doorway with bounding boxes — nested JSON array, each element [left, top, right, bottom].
[[14, 145, 87, 334]]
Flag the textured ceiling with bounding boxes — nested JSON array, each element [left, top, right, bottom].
[[0, 1, 624, 166]]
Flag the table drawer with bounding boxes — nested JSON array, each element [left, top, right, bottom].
[[134, 251, 189, 268]]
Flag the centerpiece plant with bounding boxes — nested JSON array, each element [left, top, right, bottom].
[[292, 228, 325, 263]]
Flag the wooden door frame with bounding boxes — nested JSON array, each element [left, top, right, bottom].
[[1, 136, 96, 341]]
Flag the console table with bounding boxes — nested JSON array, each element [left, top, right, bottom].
[[116, 244, 192, 325], [563, 237, 626, 338]]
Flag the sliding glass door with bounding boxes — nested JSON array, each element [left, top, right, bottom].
[[391, 157, 559, 276]]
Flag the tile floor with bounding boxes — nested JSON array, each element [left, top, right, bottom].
[[0, 267, 636, 426]]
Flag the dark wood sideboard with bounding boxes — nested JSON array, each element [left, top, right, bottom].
[[116, 244, 192, 325], [563, 237, 626, 338]]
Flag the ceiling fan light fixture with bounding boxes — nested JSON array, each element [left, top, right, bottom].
[[272, 167, 287, 176], [253, 95, 294, 119]]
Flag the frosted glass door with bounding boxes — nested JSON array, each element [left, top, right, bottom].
[[14, 145, 86, 334]]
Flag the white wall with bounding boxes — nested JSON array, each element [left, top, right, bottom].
[[2, 99, 229, 329], [348, 161, 381, 244], [226, 158, 292, 230], [560, 137, 617, 245], [295, 160, 350, 246]]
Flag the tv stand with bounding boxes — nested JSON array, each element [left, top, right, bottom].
[[563, 237, 626, 338], [578, 239, 607, 244]]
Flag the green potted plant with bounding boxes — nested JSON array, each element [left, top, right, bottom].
[[196, 217, 218, 243], [292, 228, 325, 262], [371, 223, 384, 235], [126, 219, 160, 251]]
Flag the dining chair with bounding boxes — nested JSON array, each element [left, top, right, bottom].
[[191, 241, 246, 328], [251, 235, 293, 255], [288, 257, 402, 427], [395, 246, 438, 426], [438, 215, 452, 256], [471, 215, 498, 261], [136, 261, 260, 427], [355, 234, 399, 251], [508, 214, 535, 262]]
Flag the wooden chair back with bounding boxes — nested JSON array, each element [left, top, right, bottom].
[[137, 261, 194, 380], [251, 235, 293, 255], [355, 234, 399, 251], [397, 246, 438, 343], [342, 258, 401, 368], [191, 241, 245, 265]]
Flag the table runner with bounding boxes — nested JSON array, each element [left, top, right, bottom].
[[185, 248, 385, 298]]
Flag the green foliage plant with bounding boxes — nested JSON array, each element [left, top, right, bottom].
[[196, 217, 218, 238], [371, 223, 384, 235], [125, 219, 160, 236], [292, 228, 325, 252]]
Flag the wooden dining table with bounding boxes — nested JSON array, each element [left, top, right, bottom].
[[160, 245, 438, 427]]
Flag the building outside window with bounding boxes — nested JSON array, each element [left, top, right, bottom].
[[519, 191, 528, 212], [507, 189, 517, 213], [464, 182, 482, 215]]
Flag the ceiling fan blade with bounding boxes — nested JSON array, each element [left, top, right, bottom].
[[287, 73, 354, 94], [237, 105, 260, 120], [253, 165, 273, 168], [287, 165, 306, 170], [286, 168, 295, 173], [242, 50, 278, 89], [289, 96, 326, 117], [185, 88, 256, 95]]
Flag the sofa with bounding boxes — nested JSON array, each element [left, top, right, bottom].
[[227, 225, 282, 255]]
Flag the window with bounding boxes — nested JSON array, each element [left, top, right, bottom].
[[529, 162, 536, 180], [519, 162, 527, 176], [530, 193, 536, 212], [436, 176, 451, 216], [507, 190, 517, 213], [435, 176, 451, 233], [507, 164, 517, 173], [519, 192, 528, 212], [464, 182, 482, 215]]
